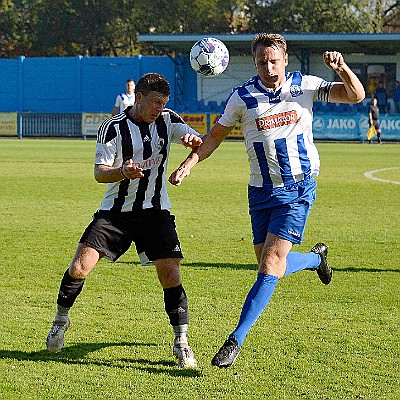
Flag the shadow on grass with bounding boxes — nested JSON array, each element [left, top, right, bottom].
[[119, 261, 399, 273], [337, 267, 400, 273], [118, 260, 258, 271], [0, 342, 201, 377]]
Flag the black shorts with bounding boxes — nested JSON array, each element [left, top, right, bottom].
[[79, 209, 183, 262], [372, 120, 380, 130]]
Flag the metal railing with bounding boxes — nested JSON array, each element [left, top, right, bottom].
[[20, 113, 82, 137]]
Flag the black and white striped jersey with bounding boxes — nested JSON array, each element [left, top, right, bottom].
[[95, 107, 199, 212]]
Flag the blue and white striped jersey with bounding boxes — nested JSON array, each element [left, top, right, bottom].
[[95, 107, 199, 212], [218, 72, 333, 188]]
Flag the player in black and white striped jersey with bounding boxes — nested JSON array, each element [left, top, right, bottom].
[[46, 73, 202, 368]]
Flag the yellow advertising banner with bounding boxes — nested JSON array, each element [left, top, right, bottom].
[[210, 113, 243, 138], [82, 113, 111, 137], [0, 113, 18, 137], [180, 113, 207, 134]]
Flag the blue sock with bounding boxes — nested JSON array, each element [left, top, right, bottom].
[[284, 251, 320, 277], [231, 273, 278, 347]]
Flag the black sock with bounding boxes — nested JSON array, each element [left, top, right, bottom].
[[57, 269, 85, 308], [163, 284, 189, 326]]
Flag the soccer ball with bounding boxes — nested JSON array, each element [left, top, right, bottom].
[[189, 38, 229, 77]]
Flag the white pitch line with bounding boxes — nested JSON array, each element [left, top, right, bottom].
[[364, 167, 400, 185]]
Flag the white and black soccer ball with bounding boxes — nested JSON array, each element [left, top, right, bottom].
[[189, 38, 229, 77]]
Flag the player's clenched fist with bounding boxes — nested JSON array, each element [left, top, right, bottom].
[[323, 51, 344, 71]]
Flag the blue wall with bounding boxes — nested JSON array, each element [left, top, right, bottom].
[[0, 55, 179, 113], [1, 56, 398, 141], [0, 58, 21, 111]]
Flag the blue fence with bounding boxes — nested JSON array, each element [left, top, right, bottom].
[[0, 55, 185, 113], [8, 111, 400, 141], [1, 56, 399, 141]]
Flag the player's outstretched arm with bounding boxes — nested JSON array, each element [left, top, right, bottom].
[[169, 123, 232, 186], [323, 51, 365, 104]]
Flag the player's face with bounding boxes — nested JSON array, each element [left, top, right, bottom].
[[134, 91, 169, 124], [254, 44, 288, 89], [126, 81, 135, 94]]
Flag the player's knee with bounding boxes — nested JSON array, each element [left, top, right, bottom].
[[69, 262, 91, 279], [258, 257, 286, 279], [159, 271, 181, 288], [155, 259, 181, 288]]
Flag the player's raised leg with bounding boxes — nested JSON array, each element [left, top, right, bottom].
[[211, 234, 286, 367], [212, 235, 332, 368]]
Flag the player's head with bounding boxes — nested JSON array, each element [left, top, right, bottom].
[[251, 33, 287, 59], [126, 79, 135, 94], [135, 73, 170, 97], [133, 73, 170, 124], [251, 33, 288, 89]]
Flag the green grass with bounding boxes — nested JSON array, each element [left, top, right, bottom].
[[0, 138, 399, 400]]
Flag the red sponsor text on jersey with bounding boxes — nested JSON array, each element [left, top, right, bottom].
[[132, 155, 163, 170], [255, 110, 298, 131]]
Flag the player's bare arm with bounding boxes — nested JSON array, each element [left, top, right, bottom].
[[94, 160, 144, 183], [323, 51, 365, 104], [169, 123, 232, 186]]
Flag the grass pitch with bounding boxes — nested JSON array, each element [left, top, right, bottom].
[[0, 139, 399, 400]]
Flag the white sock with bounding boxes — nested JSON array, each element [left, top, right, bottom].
[[173, 324, 188, 346], [54, 305, 70, 323]]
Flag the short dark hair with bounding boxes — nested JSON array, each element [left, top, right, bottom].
[[251, 33, 287, 60], [135, 73, 170, 97]]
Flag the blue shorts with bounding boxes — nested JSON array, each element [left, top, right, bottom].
[[249, 177, 317, 245]]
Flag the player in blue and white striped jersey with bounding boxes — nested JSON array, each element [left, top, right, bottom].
[[170, 33, 365, 368], [46, 73, 202, 368]]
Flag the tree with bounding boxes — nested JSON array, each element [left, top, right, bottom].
[[0, 0, 38, 57], [244, 0, 399, 33], [33, 0, 135, 56], [1, 0, 398, 57], [130, 0, 240, 35]]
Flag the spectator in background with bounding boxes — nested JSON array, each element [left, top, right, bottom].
[[393, 80, 400, 114], [368, 97, 382, 144], [112, 79, 136, 115], [373, 81, 388, 113]]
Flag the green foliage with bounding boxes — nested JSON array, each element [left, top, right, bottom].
[[33, 0, 134, 56], [133, 0, 237, 34], [0, 139, 399, 399], [1, 0, 398, 57], [0, 0, 37, 56], [246, 0, 381, 33]]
